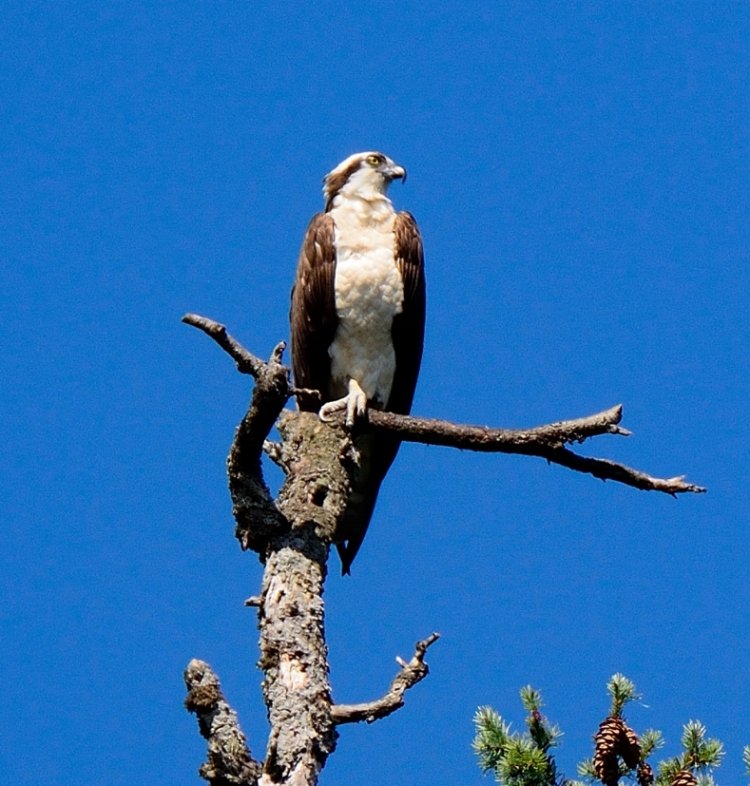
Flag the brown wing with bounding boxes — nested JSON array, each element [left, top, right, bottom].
[[388, 211, 426, 415], [290, 213, 338, 411]]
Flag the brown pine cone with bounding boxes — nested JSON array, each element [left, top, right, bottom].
[[595, 717, 624, 757], [636, 761, 654, 786], [594, 717, 624, 785], [671, 770, 698, 786], [594, 755, 621, 786], [619, 721, 641, 769]]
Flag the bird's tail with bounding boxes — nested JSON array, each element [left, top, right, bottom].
[[336, 432, 401, 575]]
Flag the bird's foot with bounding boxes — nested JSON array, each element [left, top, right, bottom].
[[319, 397, 347, 421], [319, 380, 368, 428]]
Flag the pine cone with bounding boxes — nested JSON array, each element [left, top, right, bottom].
[[595, 717, 623, 757], [636, 761, 654, 786], [593, 717, 624, 785], [593, 755, 620, 786], [670, 770, 697, 786], [619, 721, 641, 769]]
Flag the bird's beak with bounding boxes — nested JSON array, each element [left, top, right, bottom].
[[381, 161, 407, 183]]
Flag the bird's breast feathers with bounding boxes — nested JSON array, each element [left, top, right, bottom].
[[328, 202, 404, 407]]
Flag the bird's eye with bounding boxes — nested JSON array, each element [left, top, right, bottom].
[[366, 154, 382, 166]]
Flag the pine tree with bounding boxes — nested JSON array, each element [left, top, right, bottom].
[[653, 720, 723, 786], [473, 686, 563, 786], [474, 675, 734, 786]]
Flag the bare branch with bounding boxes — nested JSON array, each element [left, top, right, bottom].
[[182, 313, 268, 377], [184, 659, 262, 786], [357, 408, 706, 496], [331, 633, 441, 725], [183, 315, 705, 496], [365, 404, 629, 447], [183, 313, 292, 552], [538, 449, 705, 495]]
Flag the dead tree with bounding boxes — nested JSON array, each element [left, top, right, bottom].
[[181, 313, 704, 786]]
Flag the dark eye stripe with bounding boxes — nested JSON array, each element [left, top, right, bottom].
[[324, 156, 368, 210]]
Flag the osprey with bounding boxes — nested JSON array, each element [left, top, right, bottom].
[[290, 151, 426, 574]]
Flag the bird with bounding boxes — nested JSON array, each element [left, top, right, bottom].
[[290, 151, 426, 574]]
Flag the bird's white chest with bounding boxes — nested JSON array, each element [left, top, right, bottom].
[[329, 202, 403, 406]]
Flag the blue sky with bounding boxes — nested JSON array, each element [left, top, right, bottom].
[[2, 2, 749, 784]]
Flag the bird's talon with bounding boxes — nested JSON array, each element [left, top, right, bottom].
[[319, 396, 350, 422]]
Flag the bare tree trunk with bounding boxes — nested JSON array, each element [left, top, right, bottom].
[[255, 414, 352, 785]]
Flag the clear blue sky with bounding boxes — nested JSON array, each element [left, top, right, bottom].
[[3, 3, 749, 784]]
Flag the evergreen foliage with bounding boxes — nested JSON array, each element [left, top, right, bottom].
[[474, 676, 733, 786], [473, 688, 563, 785], [653, 720, 723, 786], [607, 674, 640, 719]]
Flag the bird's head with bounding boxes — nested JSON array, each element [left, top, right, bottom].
[[323, 151, 406, 211]]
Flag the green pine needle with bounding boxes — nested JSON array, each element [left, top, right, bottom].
[[520, 685, 544, 713], [520, 687, 562, 754], [639, 728, 665, 759], [653, 720, 724, 783], [473, 684, 733, 786], [473, 706, 512, 773], [497, 738, 554, 786], [576, 758, 596, 778], [473, 705, 512, 743], [472, 696, 562, 786], [681, 720, 724, 770], [656, 757, 683, 784], [606, 673, 640, 717], [682, 719, 708, 751]]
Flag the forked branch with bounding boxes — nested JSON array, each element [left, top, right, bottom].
[[332, 633, 441, 725], [182, 313, 706, 496], [361, 409, 704, 495]]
